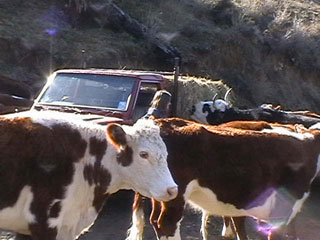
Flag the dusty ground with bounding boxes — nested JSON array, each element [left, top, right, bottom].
[[79, 183, 320, 240], [1, 181, 320, 240]]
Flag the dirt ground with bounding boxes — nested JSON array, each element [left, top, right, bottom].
[[1, 181, 320, 240]]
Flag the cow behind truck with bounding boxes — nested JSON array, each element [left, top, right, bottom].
[[190, 98, 320, 128]]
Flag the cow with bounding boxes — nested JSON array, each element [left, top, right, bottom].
[[190, 100, 320, 128], [200, 121, 313, 240], [190, 100, 320, 239], [0, 111, 178, 240], [126, 118, 320, 240]]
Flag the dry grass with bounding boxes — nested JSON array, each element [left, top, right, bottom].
[[166, 75, 230, 118], [1, 0, 320, 111]]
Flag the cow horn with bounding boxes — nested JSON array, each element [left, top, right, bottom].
[[224, 88, 232, 102], [212, 93, 218, 102]]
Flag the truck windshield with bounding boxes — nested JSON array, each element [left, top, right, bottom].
[[38, 73, 136, 111]]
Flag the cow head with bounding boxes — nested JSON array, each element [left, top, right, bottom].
[[190, 101, 215, 124], [106, 119, 178, 202], [190, 91, 231, 124]]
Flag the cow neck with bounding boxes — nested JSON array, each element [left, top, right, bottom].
[[80, 125, 118, 191]]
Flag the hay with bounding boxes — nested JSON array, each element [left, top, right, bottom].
[[167, 75, 231, 119]]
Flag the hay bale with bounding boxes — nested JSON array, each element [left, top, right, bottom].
[[166, 75, 231, 119]]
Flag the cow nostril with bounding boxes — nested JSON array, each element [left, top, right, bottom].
[[167, 186, 178, 198]]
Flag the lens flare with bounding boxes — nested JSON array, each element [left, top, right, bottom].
[[45, 29, 58, 36], [257, 224, 278, 237]]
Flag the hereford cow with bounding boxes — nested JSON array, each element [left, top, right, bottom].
[[126, 118, 320, 240], [190, 100, 320, 239], [190, 100, 320, 128], [0, 111, 177, 240]]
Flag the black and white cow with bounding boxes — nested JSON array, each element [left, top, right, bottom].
[[0, 111, 177, 240], [190, 100, 320, 128], [126, 118, 320, 240]]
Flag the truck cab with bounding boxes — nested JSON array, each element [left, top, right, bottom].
[[32, 69, 168, 125]]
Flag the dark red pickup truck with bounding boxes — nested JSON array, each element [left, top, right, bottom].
[[31, 68, 169, 125]]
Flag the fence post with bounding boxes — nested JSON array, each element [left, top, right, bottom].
[[171, 57, 180, 117], [81, 49, 87, 68]]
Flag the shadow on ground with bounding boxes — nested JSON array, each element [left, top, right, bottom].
[[1, 180, 320, 240]]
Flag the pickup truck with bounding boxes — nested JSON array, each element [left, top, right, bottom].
[[30, 68, 169, 125]]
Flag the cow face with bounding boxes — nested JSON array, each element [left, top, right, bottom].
[[106, 119, 178, 202], [214, 99, 230, 111], [190, 101, 214, 124], [190, 99, 230, 124]]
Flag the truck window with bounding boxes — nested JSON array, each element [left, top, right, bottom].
[[39, 73, 135, 110], [132, 82, 160, 122]]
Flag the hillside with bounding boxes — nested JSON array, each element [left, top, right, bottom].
[[1, 0, 320, 112]]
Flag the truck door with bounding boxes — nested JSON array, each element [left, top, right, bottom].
[[132, 82, 161, 122]]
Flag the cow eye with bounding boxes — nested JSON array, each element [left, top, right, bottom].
[[139, 151, 149, 159]]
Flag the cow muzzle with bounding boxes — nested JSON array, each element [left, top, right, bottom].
[[152, 185, 178, 202], [167, 186, 178, 199]]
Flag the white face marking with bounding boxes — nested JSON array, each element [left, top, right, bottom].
[[190, 99, 229, 123], [116, 119, 178, 202], [214, 99, 229, 111], [190, 101, 213, 124], [261, 127, 314, 140]]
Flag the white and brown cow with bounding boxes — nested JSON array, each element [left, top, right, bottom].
[[0, 111, 177, 240], [126, 118, 320, 240]]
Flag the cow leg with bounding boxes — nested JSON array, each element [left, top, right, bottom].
[[150, 198, 162, 230], [200, 211, 209, 240], [256, 220, 269, 240], [232, 217, 249, 240], [257, 219, 297, 240], [268, 220, 299, 240], [259, 216, 298, 240], [151, 196, 185, 240], [285, 218, 297, 240], [268, 228, 285, 240], [270, 218, 297, 240], [126, 192, 145, 240], [222, 216, 236, 239]]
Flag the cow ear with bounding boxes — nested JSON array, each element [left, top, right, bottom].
[[106, 124, 127, 150]]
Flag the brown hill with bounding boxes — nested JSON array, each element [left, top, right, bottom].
[[0, 0, 320, 112]]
